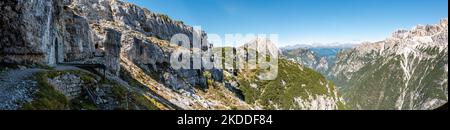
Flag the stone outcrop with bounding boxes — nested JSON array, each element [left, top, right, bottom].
[[48, 73, 85, 99], [104, 29, 122, 75]]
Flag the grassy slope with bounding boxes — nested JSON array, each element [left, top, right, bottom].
[[237, 58, 345, 110]]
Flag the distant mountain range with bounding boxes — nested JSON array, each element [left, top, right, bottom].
[[282, 47, 341, 75], [282, 19, 448, 110], [281, 43, 358, 50], [330, 19, 448, 110]]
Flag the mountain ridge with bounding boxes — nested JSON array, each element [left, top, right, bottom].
[[329, 19, 448, 110]]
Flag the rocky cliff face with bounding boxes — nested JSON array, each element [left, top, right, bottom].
[[329, 19, 448, 110], [0, 0, 249, 110], [0, 0, 65, 65]]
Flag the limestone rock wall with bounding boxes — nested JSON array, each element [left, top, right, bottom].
[[62, 7, 94, 62], [0, 0, 64, 65], [68, 0, 198, 41]]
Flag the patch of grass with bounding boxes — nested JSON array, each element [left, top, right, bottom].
[[119, 67, 146, 89], [45, 70, 96, 83], [112, 85, 127, 101], [21, 72, 70, 110], [110, 85, 159, 110], [46, 71, 69, 78], [337, 101, 348, 110], [118, 66, 167, 110], [33, 63, 55, 70], [203, 71, 212, 79], [130, 92, 159, 110], [70, 97, 98, 110]]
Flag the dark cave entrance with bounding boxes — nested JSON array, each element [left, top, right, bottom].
[[55, 38, 59, 64]]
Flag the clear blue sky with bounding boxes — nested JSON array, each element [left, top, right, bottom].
[[123, 0, 448, 47]]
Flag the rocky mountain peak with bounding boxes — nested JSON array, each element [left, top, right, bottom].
[[440, 18, 448, 28], [241, 38, 281, 57], [350, 18, 448, 59], [392, 18, 448, 39]]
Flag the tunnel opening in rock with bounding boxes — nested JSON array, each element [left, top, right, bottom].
[[55, 38, 59, 64]]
